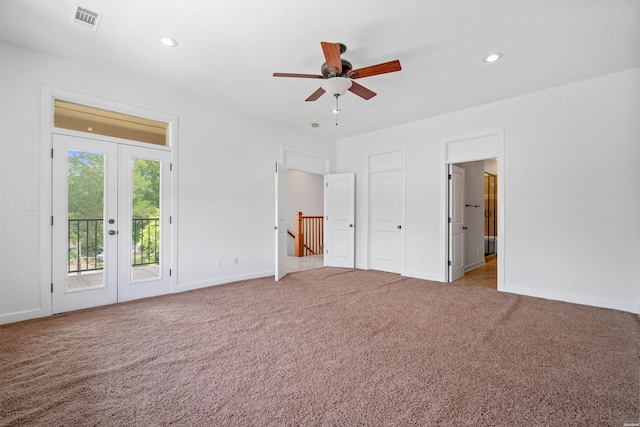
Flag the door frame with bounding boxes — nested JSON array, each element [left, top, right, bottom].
[[39, 86, 178, 317], [367, 149, 405, 274], [443, 128, 504, 290], [275, 145, 333, 277]]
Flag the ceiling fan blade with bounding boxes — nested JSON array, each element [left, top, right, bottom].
[[305, 87, 326, 102], [273, 72, 325, 79], [348, 81, 377, 100], [348, 60, 402, 79], [320, 42, 342, 74]]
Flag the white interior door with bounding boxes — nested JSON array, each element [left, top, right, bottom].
[[52, 134, 118, 313], [324, 173, 355, 268], [275, 162, 288, 280], [52, 134, 172, 313], [449, 164, 465, 281], [369, 169, 404, 273]]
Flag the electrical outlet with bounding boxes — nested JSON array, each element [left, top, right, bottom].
[[234, 257, 238, 265], [217, 259, 222, 268]]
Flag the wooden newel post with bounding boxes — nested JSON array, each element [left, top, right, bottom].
[[295, 212, 304, 257]]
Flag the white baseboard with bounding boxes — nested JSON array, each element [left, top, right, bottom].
[[0, 271, 277, 325], [501, 284, 639, 314], [174, 270, 275, 293], [0, 307, 50, 326], [464, 259, 486, 272], [402, 270, 444, 282]]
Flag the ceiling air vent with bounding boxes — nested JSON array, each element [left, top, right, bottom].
[[72, 4, 102, 30]]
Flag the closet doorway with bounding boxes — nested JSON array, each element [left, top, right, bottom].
[[449, 159, 497, 289]]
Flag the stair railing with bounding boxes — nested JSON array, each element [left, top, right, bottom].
[[295, 212, 324, 257]]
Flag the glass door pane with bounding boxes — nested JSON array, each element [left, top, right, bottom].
[[67, 149, 106, 289], [130, 158, 161, 282], [118, 144, 170, 302]]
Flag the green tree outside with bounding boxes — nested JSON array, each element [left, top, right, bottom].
[[67, 152, 161, 268]]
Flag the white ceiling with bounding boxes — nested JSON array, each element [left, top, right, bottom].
[[1, 0, 639, 139]]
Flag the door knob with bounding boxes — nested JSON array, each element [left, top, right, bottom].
[[397, 225, 402, 229], [349, 224, 353, 228], [108, 230, 117, 235], [108, 219, 115, 224], [463, 226, 468, 230]]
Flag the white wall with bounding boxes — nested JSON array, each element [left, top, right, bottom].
[[285, 170, 324, 256], [337, 67, 640, 314], [2, 39, 638, 321], [0, 41, 336, 323]]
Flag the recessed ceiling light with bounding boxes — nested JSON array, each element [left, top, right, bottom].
[[483, 52, 503, 63], [160, 36, 179, 47]]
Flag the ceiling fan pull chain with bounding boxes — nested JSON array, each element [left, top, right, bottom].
[[335, 95, 339, 126]]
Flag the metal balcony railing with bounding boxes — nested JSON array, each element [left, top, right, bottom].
[[68, 218, 159, 274]]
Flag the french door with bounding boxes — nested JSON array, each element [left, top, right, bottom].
[[52, 134, 171, 313]]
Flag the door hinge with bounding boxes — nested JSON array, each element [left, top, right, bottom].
[[169, 216, 172, 224], [325, 216, 328, 221], [326, 249, 329, 254], [169, 269, 172, 277], [448, 260, 452, 267], [51, 148, 54, 158], [326, 182, 328, 187], [275, 162, 278, 173], [51, 283, 54, 293], [448, 217, 452, 223], [448, 174, 452, 180], [51, 216, 54, 226], [170, 163, 173, 172]]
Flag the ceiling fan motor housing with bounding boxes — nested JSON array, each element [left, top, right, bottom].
[[321, 59, 353, 78]]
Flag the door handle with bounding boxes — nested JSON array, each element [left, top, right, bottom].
[[397, 225, 402, 229], [349, 224, 353, 228], [463, 226, 468, 230], [108, 230, 118, 235]]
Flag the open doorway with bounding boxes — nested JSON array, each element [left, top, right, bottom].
[[450, 159, 497, 289], [285, 169, 324, 273], [444, 128, 504, 291], [274, 146, 355, 280]]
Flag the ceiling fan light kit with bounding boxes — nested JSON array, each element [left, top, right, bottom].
[[322, 77, 352, 97], [273, 41, 402, 124]]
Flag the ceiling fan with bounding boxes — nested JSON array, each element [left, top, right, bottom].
[[273, 42, 402, 102]]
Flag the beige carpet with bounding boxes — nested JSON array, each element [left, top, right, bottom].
[[1, 267, 638, 426]]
